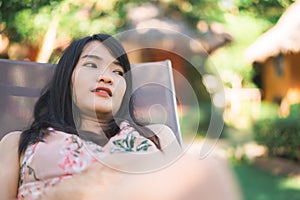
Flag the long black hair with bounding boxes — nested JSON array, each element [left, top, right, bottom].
[[19, 34, 160, 156]]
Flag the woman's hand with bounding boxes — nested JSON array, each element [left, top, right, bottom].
[[39, 162, 125, 200]]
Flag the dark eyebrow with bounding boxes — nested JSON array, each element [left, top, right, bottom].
[[82, 54, 122, 66], [81, 54, 102, 60], [113, 60, 122, 66]]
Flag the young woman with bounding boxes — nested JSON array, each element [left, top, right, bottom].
[[0, 33, 240, 200], [0, 34, 180, 199]]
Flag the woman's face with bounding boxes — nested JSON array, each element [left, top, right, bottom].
[[72, 41, 126, 120]]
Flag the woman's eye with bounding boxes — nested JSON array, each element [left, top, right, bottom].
[[83, 63, 97, 68], [113, 70, 124, 76]]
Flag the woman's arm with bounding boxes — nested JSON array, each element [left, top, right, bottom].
[[39, 125, 242, 200], [117, 154, 242, 200], [0, 131, 21, 200], [40, 154, 242, 200]]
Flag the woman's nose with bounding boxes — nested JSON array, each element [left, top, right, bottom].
[[97, 73, 113, 84]]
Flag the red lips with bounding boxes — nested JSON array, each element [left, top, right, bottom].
[[91, 86, 112, 97]]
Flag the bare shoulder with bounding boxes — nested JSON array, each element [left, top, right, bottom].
[[0, 131, 22, 147], [0, 131, 22, 199], [0, 131, 22, 158]]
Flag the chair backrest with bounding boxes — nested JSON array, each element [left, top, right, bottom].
[[0, 59, 182, 144]]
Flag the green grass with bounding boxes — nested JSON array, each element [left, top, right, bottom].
[[233, 163, 300, 200]]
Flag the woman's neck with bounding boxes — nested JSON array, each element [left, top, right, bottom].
[[79, 116, 109, 134], [78, 116, 111, 145]]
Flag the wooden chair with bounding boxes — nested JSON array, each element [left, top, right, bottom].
[[0, 59, 182, 144]]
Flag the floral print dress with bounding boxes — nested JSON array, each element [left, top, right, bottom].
[[17, 121, 157, 200]]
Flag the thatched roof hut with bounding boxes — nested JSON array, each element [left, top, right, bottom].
[[244, 0, 300, 63]]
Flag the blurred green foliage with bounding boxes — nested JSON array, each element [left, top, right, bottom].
[[14, 8, 52, 43], [207, 13, 272, 87], [254, 103, 300, 161], [0, 0, 226, 46], [1, 0, 125, 44], [165, 0, 225, 25], [234, 0, 296, 23], [0, 0, 62, 41], [256, 101, 280, 120]]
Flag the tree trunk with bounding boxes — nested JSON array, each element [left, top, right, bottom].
[[36, 15, 59, 63]]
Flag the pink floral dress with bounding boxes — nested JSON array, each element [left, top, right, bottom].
[[17, 121, 157, 199]]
